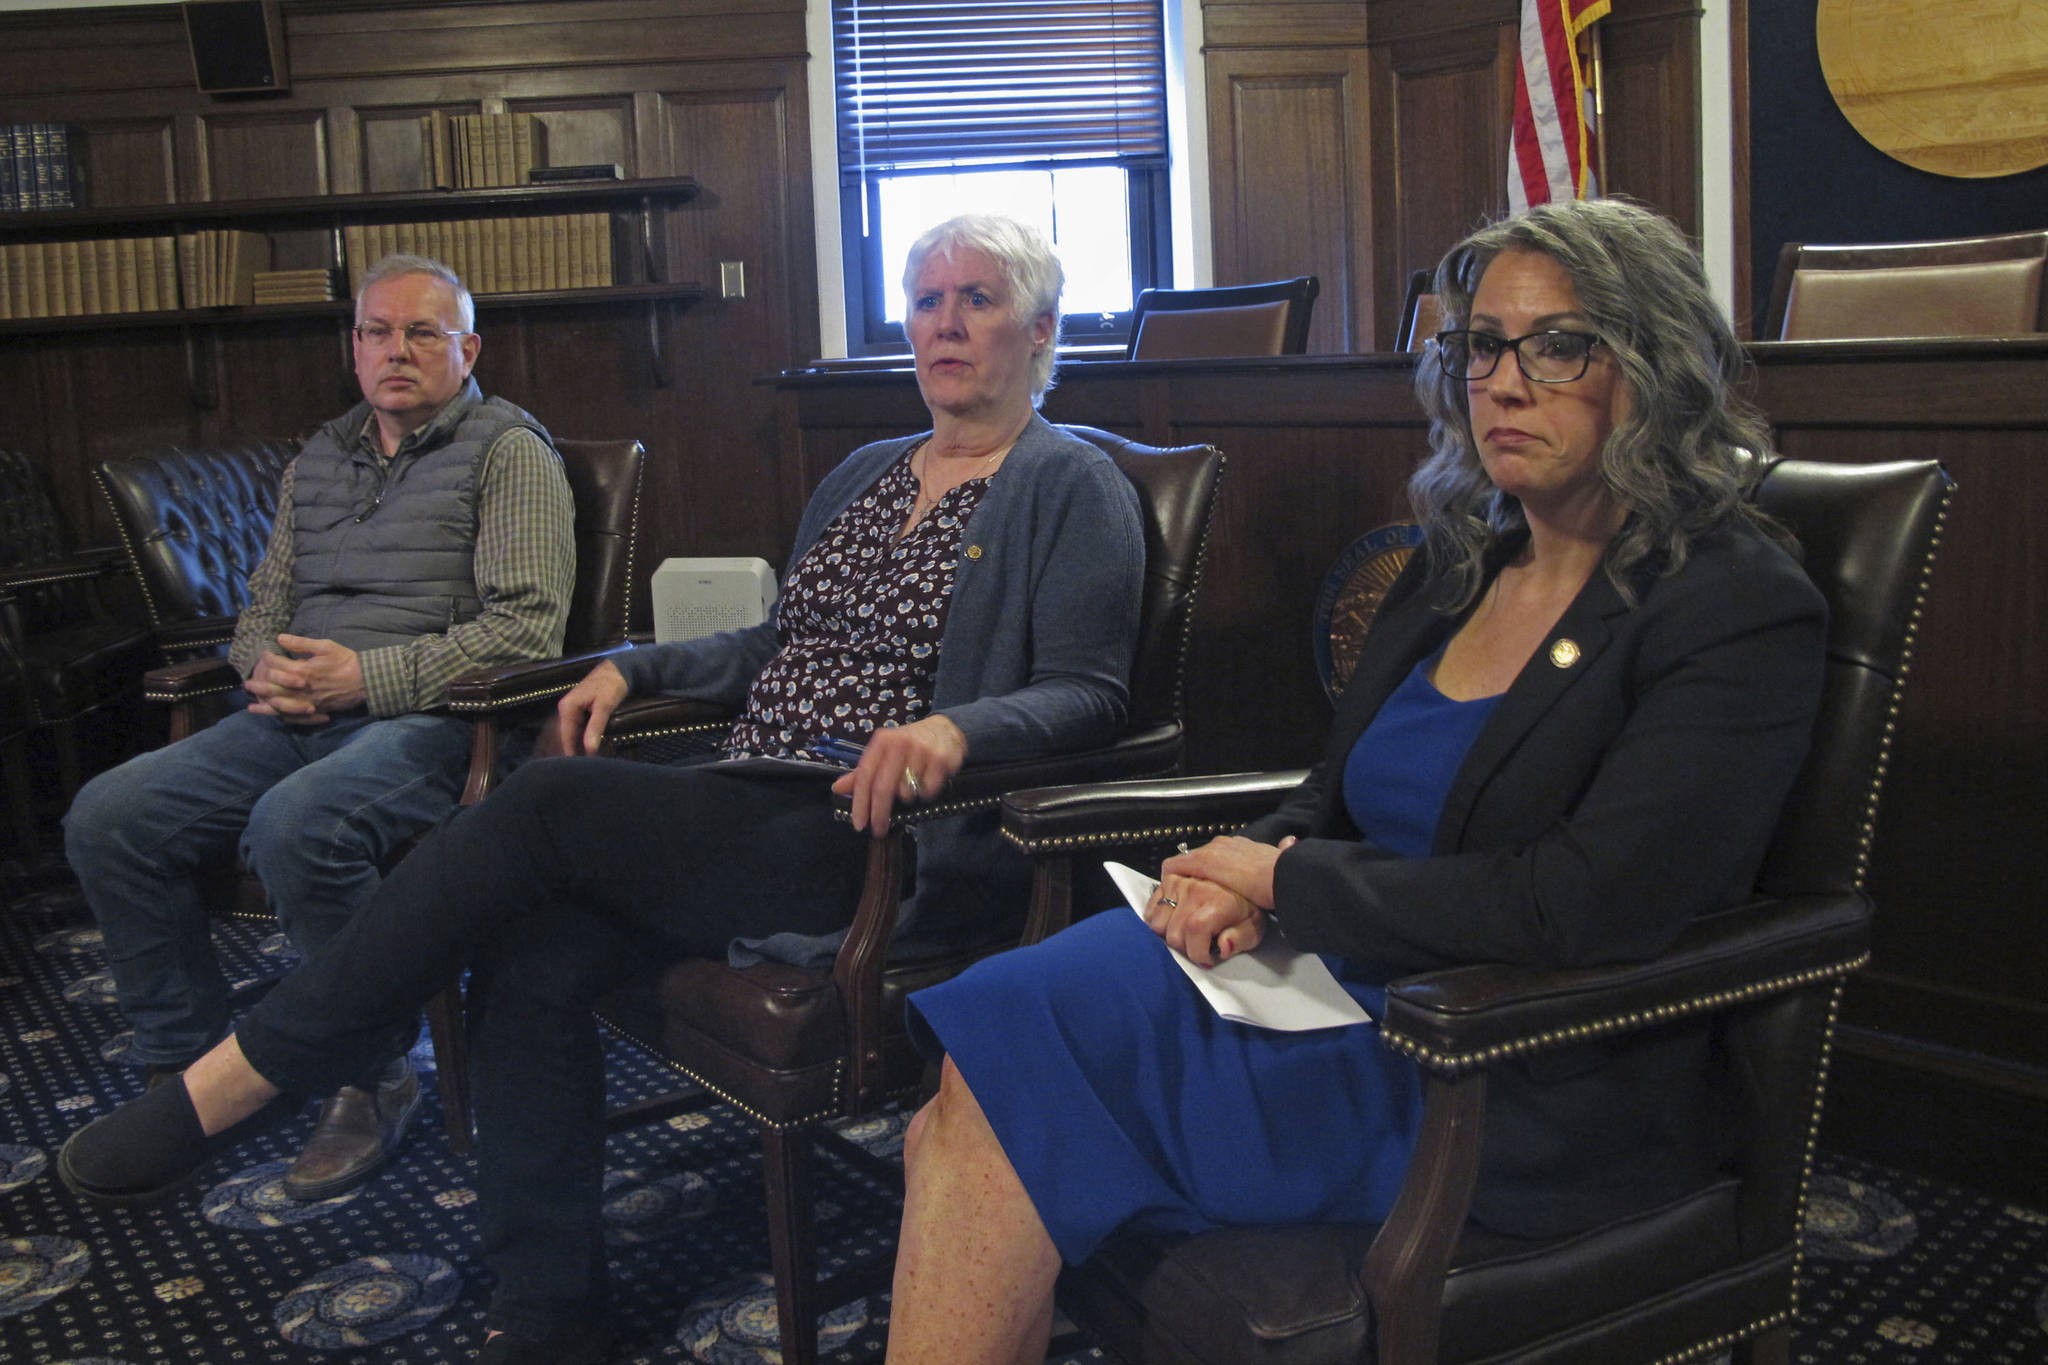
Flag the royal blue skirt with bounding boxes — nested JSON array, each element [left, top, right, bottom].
[[906, 907, 1423, 1264]]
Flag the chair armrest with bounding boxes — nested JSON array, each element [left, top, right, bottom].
[[1377, 892, 1875, 1075], [833, 723, 1194, 831], [154, 615, 240, 655], [0, 545, 128, 592], [597, 693, 738, 748], [143, 654, 240, 701], [999, 768, 1311, 851], [442, 642, 635, 714]]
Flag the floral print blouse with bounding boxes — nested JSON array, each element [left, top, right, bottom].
[[724, 445, 991, 758]]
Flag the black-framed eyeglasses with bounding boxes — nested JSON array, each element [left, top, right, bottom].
[[1433, 329, 1605, 384], [352, 323, 470, 352]]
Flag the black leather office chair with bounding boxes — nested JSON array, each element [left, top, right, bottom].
[[1003, 457, 1952, 1364]]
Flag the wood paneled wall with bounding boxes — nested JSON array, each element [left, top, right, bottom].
[[0, 0, 820, 631], [2, 0, 1708, 620], [1202, 0, 1703, 353]]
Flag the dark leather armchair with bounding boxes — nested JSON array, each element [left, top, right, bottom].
[[559, 425, 1226, 1365], [1128, 278, 1319, 360], [95, 440, 300, 737], [92, 436, 647, 1152], [1764, 229, 2048, 340], [0, 446, 155, 836], [1003, 457, 1952, 1365]]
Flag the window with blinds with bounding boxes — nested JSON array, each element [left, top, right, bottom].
[[834, 0, 1168, 177], [832, 0, 1174, 352]]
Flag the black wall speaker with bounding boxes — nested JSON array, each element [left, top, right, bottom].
[[184, 0, 290, 95]]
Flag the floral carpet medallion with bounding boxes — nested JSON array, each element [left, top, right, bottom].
[[675, 1272, 868, 1363], [202, 1159, 366, 1230], [0, 1236, 92, 1318], [272, 1253, 459, 1349]]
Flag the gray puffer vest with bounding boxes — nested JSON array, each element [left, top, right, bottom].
[[287, 379, 550, 653]]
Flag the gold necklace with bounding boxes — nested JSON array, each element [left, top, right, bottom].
[[911, 439, 1007, 519]]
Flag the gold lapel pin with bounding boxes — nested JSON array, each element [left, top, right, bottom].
[[1549, 638, 1582, 669]]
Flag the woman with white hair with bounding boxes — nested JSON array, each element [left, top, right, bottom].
[[57, 214, 1144, 1365]]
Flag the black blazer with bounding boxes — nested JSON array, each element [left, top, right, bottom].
[[1244, 520, 1828, 1237]]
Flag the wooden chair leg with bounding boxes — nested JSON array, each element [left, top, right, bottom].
[[763, 1124, 820, 1365], [2, 731, 37, 865], [423, 979, 471, 1156], [1734, 1323, 1792, 1365]]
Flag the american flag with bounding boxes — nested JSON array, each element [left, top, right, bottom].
[[1509, 0, 1610, 211]]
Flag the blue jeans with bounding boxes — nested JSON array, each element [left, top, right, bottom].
[[63, 699, 474, 1068]]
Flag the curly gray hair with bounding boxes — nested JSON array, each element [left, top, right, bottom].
[[902, 214, 1064, 406], [1410, 197, 1783, 608], [355, 253, 475, 333]]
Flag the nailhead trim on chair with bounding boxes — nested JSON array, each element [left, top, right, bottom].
[[613, 719, 730, 744], [445, 682, 580, 713], [94, 466, 168, 630], [143, 678, 238, 704], [1646, 1311, 1793, 1365], [1851, 488, 1947, 887], [1000, 819, 1246, 855], [1376, 952, 1871, 1075], [1787, 979, 1849, 1328], [1, 565, 107, 588], [594, 1009, 845, 1130], [1163, 450, 1224, 730], [1638, 476, 1954, 1365]]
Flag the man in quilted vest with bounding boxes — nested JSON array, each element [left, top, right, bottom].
[[64, 254, 575, 1200]]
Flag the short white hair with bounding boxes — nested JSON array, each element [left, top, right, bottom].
[[902, 214, 1064, 405]]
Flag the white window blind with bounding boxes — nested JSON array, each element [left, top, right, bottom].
[[834, 0, 1168, 177]]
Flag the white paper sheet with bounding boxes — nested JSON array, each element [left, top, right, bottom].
[[1103, 861, 1372, 1032]]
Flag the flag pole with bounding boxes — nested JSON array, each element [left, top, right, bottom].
[[1586, 21, 1607, 196]]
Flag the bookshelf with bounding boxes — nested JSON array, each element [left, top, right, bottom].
[[0, 177, 704, 331], [0, 177, 707, 396]]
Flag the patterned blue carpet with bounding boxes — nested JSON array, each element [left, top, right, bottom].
[[1, 896, 2044, 1363]]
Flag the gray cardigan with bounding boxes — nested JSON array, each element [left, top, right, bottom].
[[616, 415, 1146, 958]]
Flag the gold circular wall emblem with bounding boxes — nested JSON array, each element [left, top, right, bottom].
[[1312, 523, 1424, 701], [1816, 0, 2048, 178]]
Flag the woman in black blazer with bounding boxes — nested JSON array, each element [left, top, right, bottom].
[[884, 198, 1829, 1363]]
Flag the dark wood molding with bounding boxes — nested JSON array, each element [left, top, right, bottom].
[[1729, 0, 1752, 340]]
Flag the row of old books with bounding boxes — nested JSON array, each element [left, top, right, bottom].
[[343, 214, 613, 296], [0, 229, 316, 319], [421, 112, 549, 190], [0, 236, 178, 319], [1, 123, 88, 212]]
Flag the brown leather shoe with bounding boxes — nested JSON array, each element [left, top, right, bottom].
[[281, 1061, 423, 1201]]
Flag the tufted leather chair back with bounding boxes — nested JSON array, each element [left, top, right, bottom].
[[552, 438, 645, 653], [94, 441, 297, 636], [1056, 426, 1225, 735], [1752, 459, 1953, 898]]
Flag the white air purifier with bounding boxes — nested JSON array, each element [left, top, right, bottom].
[[650, 557, 776, 643]]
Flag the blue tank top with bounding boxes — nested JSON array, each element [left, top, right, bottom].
[[1331, 654, 1502, 1014]]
